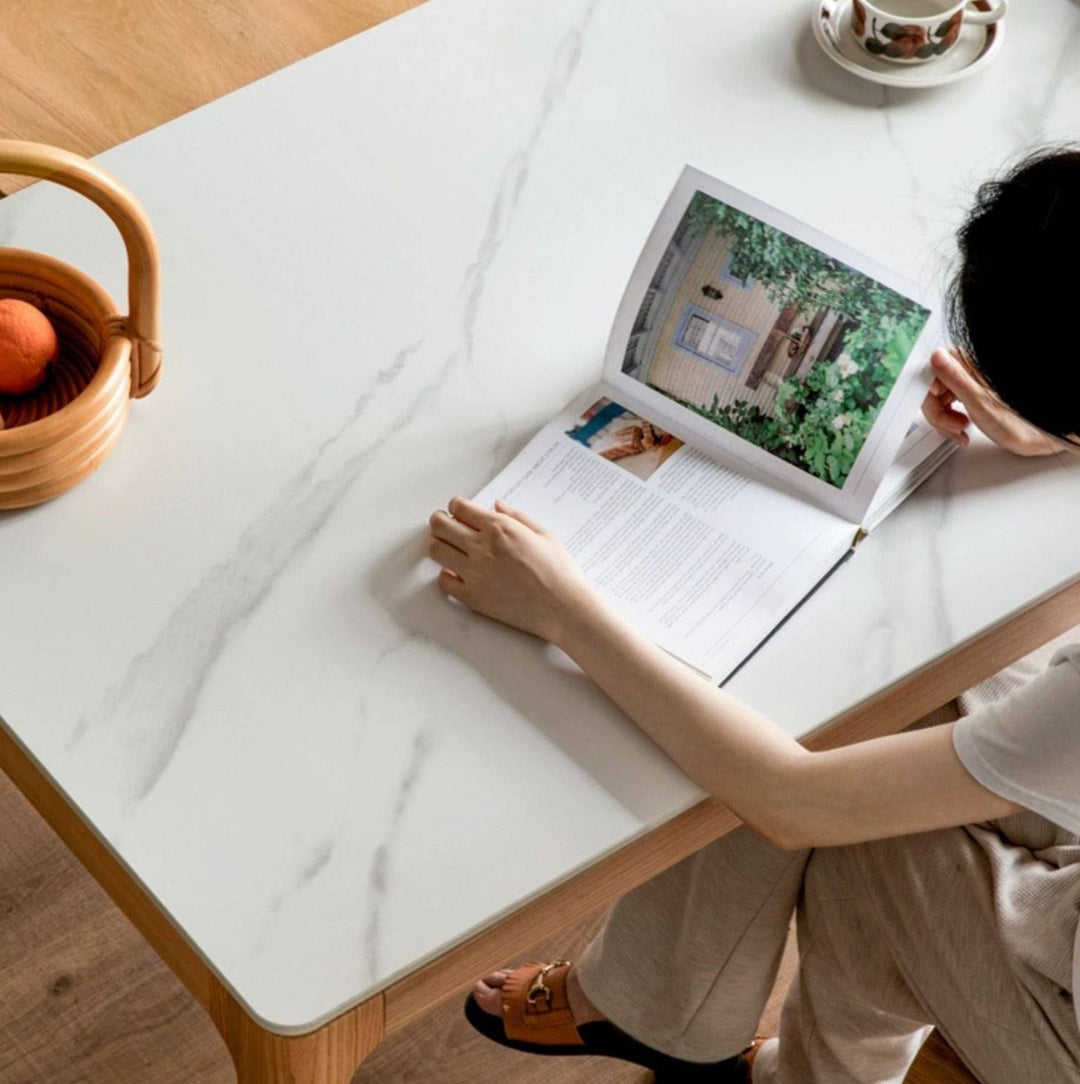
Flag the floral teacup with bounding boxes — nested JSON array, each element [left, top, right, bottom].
[[851, 0, 1006, 63]]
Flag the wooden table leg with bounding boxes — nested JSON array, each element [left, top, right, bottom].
[[208, 981, 384, 1084], [1, 721, 391, 1082], [7, 582, 1080, 1078]]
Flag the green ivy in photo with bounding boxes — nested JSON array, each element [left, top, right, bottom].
[[665, 193, 930, 488]]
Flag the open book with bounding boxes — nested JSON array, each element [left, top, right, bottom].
[[474, 166, 952, 683]]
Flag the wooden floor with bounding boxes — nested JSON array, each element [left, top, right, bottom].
[[0, 767, 975, 1083], [0, 2, 977, 1081], [0, 766, 713, 1083], [0, 0, 422, 194]]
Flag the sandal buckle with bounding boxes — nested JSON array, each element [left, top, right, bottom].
[[525, 960, 571, 1012]]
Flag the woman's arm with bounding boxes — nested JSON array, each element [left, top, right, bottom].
[[428, 496, 1022, 850], [553, 586, 1020, 848]]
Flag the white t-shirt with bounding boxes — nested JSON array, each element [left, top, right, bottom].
[[953, 644, 1080, 1032]]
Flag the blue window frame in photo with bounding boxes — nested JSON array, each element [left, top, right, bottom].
[[719, 253, 754, 290], [673, 304, 756, 375]]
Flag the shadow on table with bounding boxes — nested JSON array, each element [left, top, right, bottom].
[[786, 21, 967, 109], [357, 437, 1076, 831], [362, 533, 700, 826], [926, 438, 1080, 500]]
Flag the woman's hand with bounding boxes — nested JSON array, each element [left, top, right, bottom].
[[922, 348, 1069, 457], [427, 497, 595, 643]]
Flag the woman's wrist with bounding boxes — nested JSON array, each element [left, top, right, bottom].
[[549, 584, 615, 655]]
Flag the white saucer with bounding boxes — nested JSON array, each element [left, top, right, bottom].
[[811, 0, 1005, 87]]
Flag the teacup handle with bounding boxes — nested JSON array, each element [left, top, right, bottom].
[[966, 0, 1006, 25]]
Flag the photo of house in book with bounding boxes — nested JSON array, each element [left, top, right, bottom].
[[622, 191, 930, 488], [566, 398, 683, 481]]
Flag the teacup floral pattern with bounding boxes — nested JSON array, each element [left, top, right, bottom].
[[852, 1, 963, 61], [852, 0, 868, 35]]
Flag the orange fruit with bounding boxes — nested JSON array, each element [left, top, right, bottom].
[[0, 298, 59, 395]]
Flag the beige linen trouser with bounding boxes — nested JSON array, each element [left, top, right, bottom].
[[574, 640, 1080, 1083]]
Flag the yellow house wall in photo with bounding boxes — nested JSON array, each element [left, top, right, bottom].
[[646, 229, 785, 415]]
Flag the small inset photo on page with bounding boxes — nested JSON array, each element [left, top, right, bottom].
[[566, 398, 683, 481]]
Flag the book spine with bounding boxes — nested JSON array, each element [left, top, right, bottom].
[[720, 546, 857, 687]]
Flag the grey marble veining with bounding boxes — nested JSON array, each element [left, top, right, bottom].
[[1, 0, 1078, 1032]]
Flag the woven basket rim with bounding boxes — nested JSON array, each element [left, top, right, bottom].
[[0, 246, 131, 443]]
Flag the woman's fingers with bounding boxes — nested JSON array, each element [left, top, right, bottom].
[[923, 354, 974, 444], [922, 387, 970, 443], [429, 509, 476, 550], [447, 496, 493, 530], [927, 376, 955, 407], [494, 500, 544, 534], [428, 536, 468, 576], [923, 391, 969, 430], [930, 348, 985, 405], [438, 497, 542, 538], [436, 568, 467, 600]]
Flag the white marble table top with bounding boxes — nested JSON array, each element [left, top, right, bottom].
[[2, 0, 1078, 1034]]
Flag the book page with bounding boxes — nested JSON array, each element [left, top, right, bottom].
[[603, 166, 940, 525], [862, 417, 955, 532], [472, 387, 854, 682]]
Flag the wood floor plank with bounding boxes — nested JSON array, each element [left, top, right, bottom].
[[0, 772, 229, 1084], [1, 765, 966, 1081], [353, 910, 649, 1084], [906, 1031, 978, 1084], [0, 0, 424, 193], [0, 764, 656, 1083]]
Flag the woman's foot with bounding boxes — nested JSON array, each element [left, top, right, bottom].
[[464, 958, 756, 1081], [472, 961, 607, 1027]]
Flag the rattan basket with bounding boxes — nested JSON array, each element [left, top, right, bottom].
[[0, 140, 161, 509]]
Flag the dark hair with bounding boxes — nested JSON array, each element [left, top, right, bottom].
[[948, 145, 1080, 442]]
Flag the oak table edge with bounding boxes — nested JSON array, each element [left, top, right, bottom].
[[1, 573, 1077, 1075]]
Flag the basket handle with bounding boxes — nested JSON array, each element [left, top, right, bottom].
[[0, 140, 161, 397]]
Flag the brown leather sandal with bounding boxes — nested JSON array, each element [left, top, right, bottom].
[[744, 1035, 768, 1075], [464, 959, 757, 1082]]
